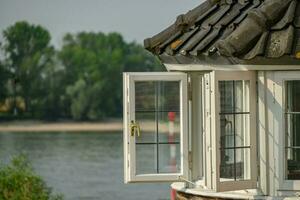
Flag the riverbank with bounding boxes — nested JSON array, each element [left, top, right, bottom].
[[0, 120, 123, 132]]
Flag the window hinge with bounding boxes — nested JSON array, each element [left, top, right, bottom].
[[188, 151, 192, 169]]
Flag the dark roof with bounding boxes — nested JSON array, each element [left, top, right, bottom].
[[144, 0, 300, 65]]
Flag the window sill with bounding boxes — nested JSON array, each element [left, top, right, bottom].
[[171, 182, 265, 199]]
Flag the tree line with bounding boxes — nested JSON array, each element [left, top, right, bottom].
[[0, 21, 163, 121]]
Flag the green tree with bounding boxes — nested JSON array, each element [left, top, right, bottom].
[[59, 32, 163, 120], [0, 155, 63, 200], [1, 21, 54, 116], [0, 61, 9, 101]]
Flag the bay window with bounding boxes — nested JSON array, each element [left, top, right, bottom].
[[123, 71, 257, 191]]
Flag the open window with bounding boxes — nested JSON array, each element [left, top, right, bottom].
[[123, 72, 188, 183], [206, 71, 257, 192], [273, 71, 300, 190]]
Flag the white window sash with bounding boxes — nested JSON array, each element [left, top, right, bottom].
[[211, 71, 257, 192], [273, 71, 300, 191], [123, 72, 188, 183]]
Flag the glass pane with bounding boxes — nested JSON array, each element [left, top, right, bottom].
[[136, 112, 156, 143], [134, 79, 182, 176], [158, 144, 180, 173], [136, 144, 157, 174], [219, 81, 234, 113], [220, 115, 235, 149], [220, 148, 251, 181], [158, 81, 180, 111], [287, 148, 300, 180], [286, 114, 300, 147], [286, 81, 300, 112], [135, 81, 155, 111], [220, 149, 235, 180], [286, 80, 300, 180], [219, 79, 251, 182], [286, 114, 300, 180], [220, 114, 250, 148], [219, 80, 250, 113], [158, 112, 180, 143], [235, 148, 251, 180], [235, 114, 250, 147]]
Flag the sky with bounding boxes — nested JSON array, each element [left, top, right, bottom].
[[0, 0, 203, 48]]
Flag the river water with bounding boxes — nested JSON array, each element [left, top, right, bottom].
[[0, 131, 170, 200]]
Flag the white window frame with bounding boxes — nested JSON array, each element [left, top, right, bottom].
[[123, 72, 188, 183], [209, 71, 257, 192], [273, 71, 300, 191]]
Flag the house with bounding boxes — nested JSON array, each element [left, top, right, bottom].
[[123, 0, 300, 199]]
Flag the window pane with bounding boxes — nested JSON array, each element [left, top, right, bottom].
[[287, 148, 300, 180], [286, 114, 300, 180], [220, 115, 235, 148], [135, 81, 155, 111], [158, 81, 180, 111], [220, 149, 235, 180], [219, 80, 251, 182], [158, 144, 180, 173], [220, 148, 251, 181], [286, 81, 300, 180], [134, 80, 182, 176], [235, 81, 250, 113], [235, 114, 250, 147], [219, 80, 250, 113], [136, 144, 157, 174], [220, 114, 250, 148], [219, 81, 234, 113], [158, 111, 180, 143], [135, 112, 156, 143], [235, 148, 251, 180], [286, 81, 300, 112]]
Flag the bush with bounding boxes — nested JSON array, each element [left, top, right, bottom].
[[0, 155, 63, 200]]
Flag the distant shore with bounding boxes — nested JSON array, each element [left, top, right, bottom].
[[0, 120, 123, 132]]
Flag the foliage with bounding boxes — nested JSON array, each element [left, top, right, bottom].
[[0, 21, 164, 120], [0, 61, 9, 101], [0, 155, 63, 200], [59, 32, 163, 120], [1, 21, 54, 116]]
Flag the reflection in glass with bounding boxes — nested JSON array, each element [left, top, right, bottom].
[[219, 80, 251, 181], [158, 144, 180, 173], [286, 81, 300, 180], [221, 148, 250, 180], [158, 81, 180, 111], [136, 112, 156, 143], [134, 80, 181, 174], [135, 81, 155, 111], [158, 112, 180, 143], [220, 149, 235, 179], [136, 144, 157, 174]]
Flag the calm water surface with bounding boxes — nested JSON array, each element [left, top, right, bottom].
[[0, 132, 170, 200]]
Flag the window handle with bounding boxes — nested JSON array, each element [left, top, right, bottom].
[[130, 121, 141, 137]]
